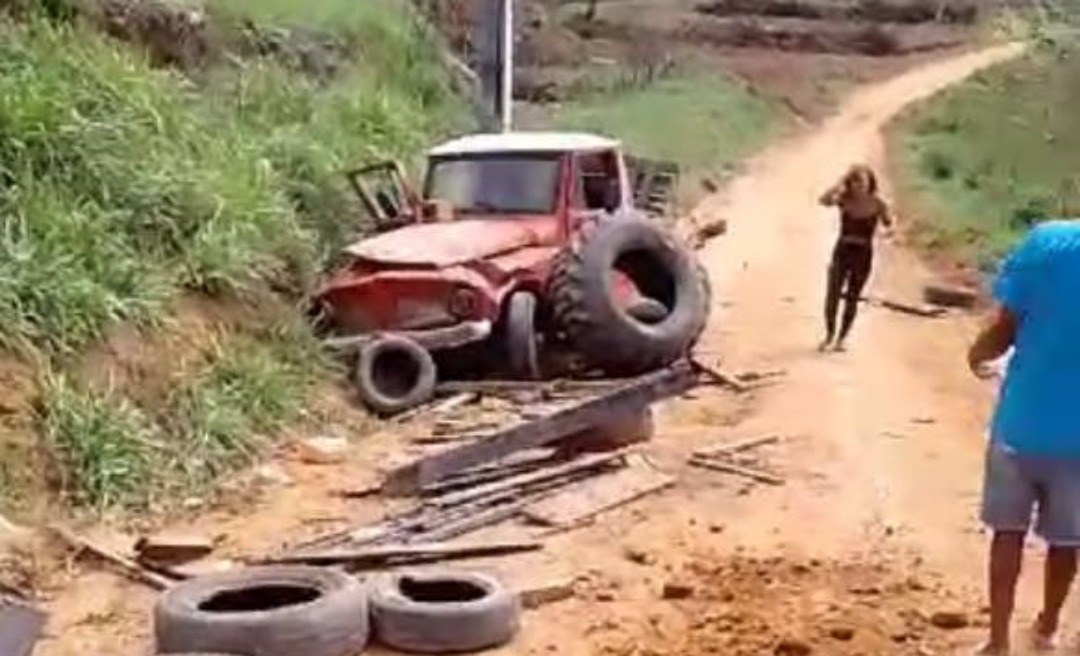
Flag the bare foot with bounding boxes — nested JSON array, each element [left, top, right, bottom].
[[971, 642, 1009, 656], [833, 340, 847, 352], [817, 338, 832, 352], [1029, 617, 1056, 652]]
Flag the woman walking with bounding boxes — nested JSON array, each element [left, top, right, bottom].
[[818, 164, 893, 352]]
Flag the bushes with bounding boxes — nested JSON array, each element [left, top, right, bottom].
[[890, 47, 1080, 266], [0, 0, 463, 514]]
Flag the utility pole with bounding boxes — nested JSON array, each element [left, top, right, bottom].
[[499, 0, 514, 132], [474, 0, 513, 132]]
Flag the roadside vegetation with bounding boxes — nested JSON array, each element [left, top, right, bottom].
[[0, 0, 463, 517], [889, 9, 1080, 269], [552, 72, 781, 177]]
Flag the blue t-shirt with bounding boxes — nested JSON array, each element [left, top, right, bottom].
[[991, 220, 1080, 456]]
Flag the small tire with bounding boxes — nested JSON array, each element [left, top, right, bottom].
[[371, 570, 520, 654], [505, 291, 542, 380], [353, 335, 437, 416], [154, 566, 369, 656]]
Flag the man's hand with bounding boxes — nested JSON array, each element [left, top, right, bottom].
[[968, 306, 1017, 380]]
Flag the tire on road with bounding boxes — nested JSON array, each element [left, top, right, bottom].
[[154, 566, 369, 656], [504, 290, 542, 380], [551, 214, 711, 375], [370, 570, 520, 654], [353, 334, 437, 415]]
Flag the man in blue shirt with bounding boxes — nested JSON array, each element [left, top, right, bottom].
[[968, 220, 1080, 655]]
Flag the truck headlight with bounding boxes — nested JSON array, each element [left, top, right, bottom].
[[448, 286, 478, 319]]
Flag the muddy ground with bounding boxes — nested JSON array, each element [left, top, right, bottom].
[[10, 42, 1051, 656]]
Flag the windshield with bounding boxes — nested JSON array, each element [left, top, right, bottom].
[[425, 153, 561, 215]]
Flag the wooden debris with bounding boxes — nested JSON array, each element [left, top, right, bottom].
[[522, 455, 675, 528], [0, 598, 46, 656], [875, 297, 947, 318], [50, 524, 172, 590], [692, 434, 780, 460], [420, 449, 561, 496], [736, 369, 787, 383], [256, 540, 542, 568], [689, 455, 784, 486], [519, 577, 576, 609], [335, 482, 383, 499], [134, 533, 215, 566], [427, 451, 626, 509], [922, 283, 979, 310], [161, 558, 238, 580], [691, 361, 750, 393], [394, 392, 480, 425], [296, 436, 348, 464], [385, 364, 697, 494]]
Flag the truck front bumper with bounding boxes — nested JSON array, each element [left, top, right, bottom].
[[322, 319, 493, 354]]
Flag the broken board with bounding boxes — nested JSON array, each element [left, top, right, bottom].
[[522, 455, 675, 527]]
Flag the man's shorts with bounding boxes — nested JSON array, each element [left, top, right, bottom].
[[981, 441, 1080, 545]]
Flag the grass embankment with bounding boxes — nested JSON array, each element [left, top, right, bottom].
[[0, 0, 462, 516], [550, 72, 781, 188], [889, 45, 1080, 270]]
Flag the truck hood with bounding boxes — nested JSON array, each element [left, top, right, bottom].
[[342, 220, 541, 267]]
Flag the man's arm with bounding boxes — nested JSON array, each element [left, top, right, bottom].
[[968, 305, 1018, 377]]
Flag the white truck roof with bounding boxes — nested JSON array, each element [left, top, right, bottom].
[[428, 131, 621, 157]]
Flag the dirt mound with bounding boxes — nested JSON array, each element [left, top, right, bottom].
[[682, 17, 963, 57], [594, 554, 979, 656], [83, 0, 211, 70], [695, 0, 979, 25]]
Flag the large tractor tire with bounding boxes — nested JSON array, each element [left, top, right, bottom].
[[551, 214, 711, 375]]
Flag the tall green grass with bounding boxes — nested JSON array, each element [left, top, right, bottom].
[[890, 46, 1080, 269], [0, 4, 461, 357], [41, 322, 323, 510], [0, 0, 464, 513]]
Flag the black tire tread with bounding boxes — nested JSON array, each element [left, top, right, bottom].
[[550, 214, 711, 374]]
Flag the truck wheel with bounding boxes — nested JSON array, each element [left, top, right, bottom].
[[353, 335, 437, 416], [551, 214, 711, 375], [370, 570, 520, 654], [154, 566, 369, 656], [505, 291, 542, 380]]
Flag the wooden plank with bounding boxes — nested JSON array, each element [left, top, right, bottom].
[[691, 361, 750, 393], [393, 392, 479, 425], [519, 577, 576, 609], [689, 456, 784, 485], [427, 451, 627, 509], [692, 434, 780, 460], [0, 599, 46, 656], [384, 364, 697, 495], [256, 540, 542, 567], [869, 296, 947, 318], [522, 456, 675, 527], [50, 524, 172, 590]]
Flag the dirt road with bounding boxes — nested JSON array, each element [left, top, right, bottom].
[[34, 44, 1033, 656]]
